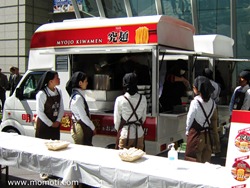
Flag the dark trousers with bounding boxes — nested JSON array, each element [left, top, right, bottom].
[[0, 92, 6, 111]]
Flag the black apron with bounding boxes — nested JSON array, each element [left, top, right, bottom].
[[115, 94, 143, 149], [36, 88, 61, 140], [185, 100, 214, 162]]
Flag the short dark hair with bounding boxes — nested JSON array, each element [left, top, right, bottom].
[[202, 68, 213, 80]]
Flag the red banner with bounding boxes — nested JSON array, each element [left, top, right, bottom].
[[31, 24, 157, 49], [231, 110, 250, 124]]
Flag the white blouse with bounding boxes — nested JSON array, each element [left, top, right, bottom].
[[114, 92, 147, 139], [70, 88, 95, 131], [186, 95, 215, 135]]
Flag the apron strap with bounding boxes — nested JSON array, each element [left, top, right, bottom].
[[196, 99, 215, 151], [123, 94, 142, 147]]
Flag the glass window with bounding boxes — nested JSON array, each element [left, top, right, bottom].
[[161, 0, 192, 24], [22, 71, 45, 100], [236, 1, 250, 59], [196, 0, 230, 36], [130, 0, 157, 16], [56, 55, 68, 72], [102, 0, 127, 18], [82, 0, 99, 17]]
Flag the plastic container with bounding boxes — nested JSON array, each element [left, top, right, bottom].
[[168, 143, 178, 168]]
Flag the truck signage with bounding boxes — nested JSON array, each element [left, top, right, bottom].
[[30, 24, 157, 49]]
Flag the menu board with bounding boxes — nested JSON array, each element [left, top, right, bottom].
[[53, 0, 83, 13], [226, 110, 250, 187]]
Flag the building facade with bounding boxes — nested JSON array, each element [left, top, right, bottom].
[[0, 0, 53, 75]]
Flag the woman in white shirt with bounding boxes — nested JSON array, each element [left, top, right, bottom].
[[35, 70, 64, 180], [66, 71, 96, 146], [114, 72, 147, 150], [185, 76, 215, 163], [35, 70, 64, 140]]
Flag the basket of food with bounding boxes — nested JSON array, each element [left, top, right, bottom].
[[119, 147, 145, 162], [45, 140, 70, 151]]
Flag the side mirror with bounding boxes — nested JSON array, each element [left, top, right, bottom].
[[15, 88, 23, 100]]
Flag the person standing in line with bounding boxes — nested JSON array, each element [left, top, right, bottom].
[[114, 72, 147, 150], [202, 68, 221, 154], [229, 70, 250, 120], [0, 68, 8, 111], [66, 72, 97, 188], [35, 70, 64, 180], [185, 76, 215, 163], [10, 67, 22, 96], [66, 71, 96, 146]]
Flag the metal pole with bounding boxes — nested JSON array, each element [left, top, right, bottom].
[[124, 0, 133, 17], [155, 0, 163, 15], [96, 0, 106, 17], [230, 0, 236, 92], [190, 0, 198, 34], [230, 0, 236, 57], [71, 0, 81, 19]]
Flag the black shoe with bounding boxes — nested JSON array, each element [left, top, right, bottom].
[[48, 175, 62, 180]]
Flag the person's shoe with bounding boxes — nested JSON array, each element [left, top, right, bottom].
[[48, 175, 62, 180], [40, 173, 49, 180], [214, 152, 222, 157]]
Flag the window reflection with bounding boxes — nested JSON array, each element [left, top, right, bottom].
[[102, 0, 127, 18], [196, 0, 230, 36], [82, 0, 99, 17], [236, 0, 250, 58], [161, 0, 192, 24], [130, 0, 157, 16]]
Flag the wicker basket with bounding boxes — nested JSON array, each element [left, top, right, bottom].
[[45, 140, 70, 151], [119, 148, 145, 162]]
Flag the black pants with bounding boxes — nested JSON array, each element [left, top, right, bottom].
[[0, 92, 6, 111]]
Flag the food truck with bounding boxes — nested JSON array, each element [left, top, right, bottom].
[[1, 15, 196, 155]]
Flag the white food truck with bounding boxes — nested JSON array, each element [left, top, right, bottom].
[[0, 15, 239, 155]]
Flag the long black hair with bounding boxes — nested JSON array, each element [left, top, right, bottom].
[[122, 72, 138, 95], [36, 70, 58, 92], [194, 76, 214, 102], [66, 71, 87, 96]]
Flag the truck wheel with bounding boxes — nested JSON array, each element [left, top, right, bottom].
[[3, 128, 20, 135], [106, 143, 116, 149]]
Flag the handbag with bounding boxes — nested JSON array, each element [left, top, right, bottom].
[[71, 120, 84, 144]]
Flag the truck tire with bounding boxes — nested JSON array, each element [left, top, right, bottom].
[[106, 143, 116, 149], [3, 127, 20, 135]]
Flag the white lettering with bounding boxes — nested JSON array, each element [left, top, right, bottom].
[[56, 39, 103, 46], [76, 39, 103, 44], [56, 40, 74, 45]]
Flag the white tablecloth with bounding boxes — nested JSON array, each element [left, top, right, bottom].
[[0, 132, 236, 187]]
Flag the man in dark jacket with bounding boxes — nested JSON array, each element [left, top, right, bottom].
[[0, 68, 8, 111], [10, 67, 22, 96]]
